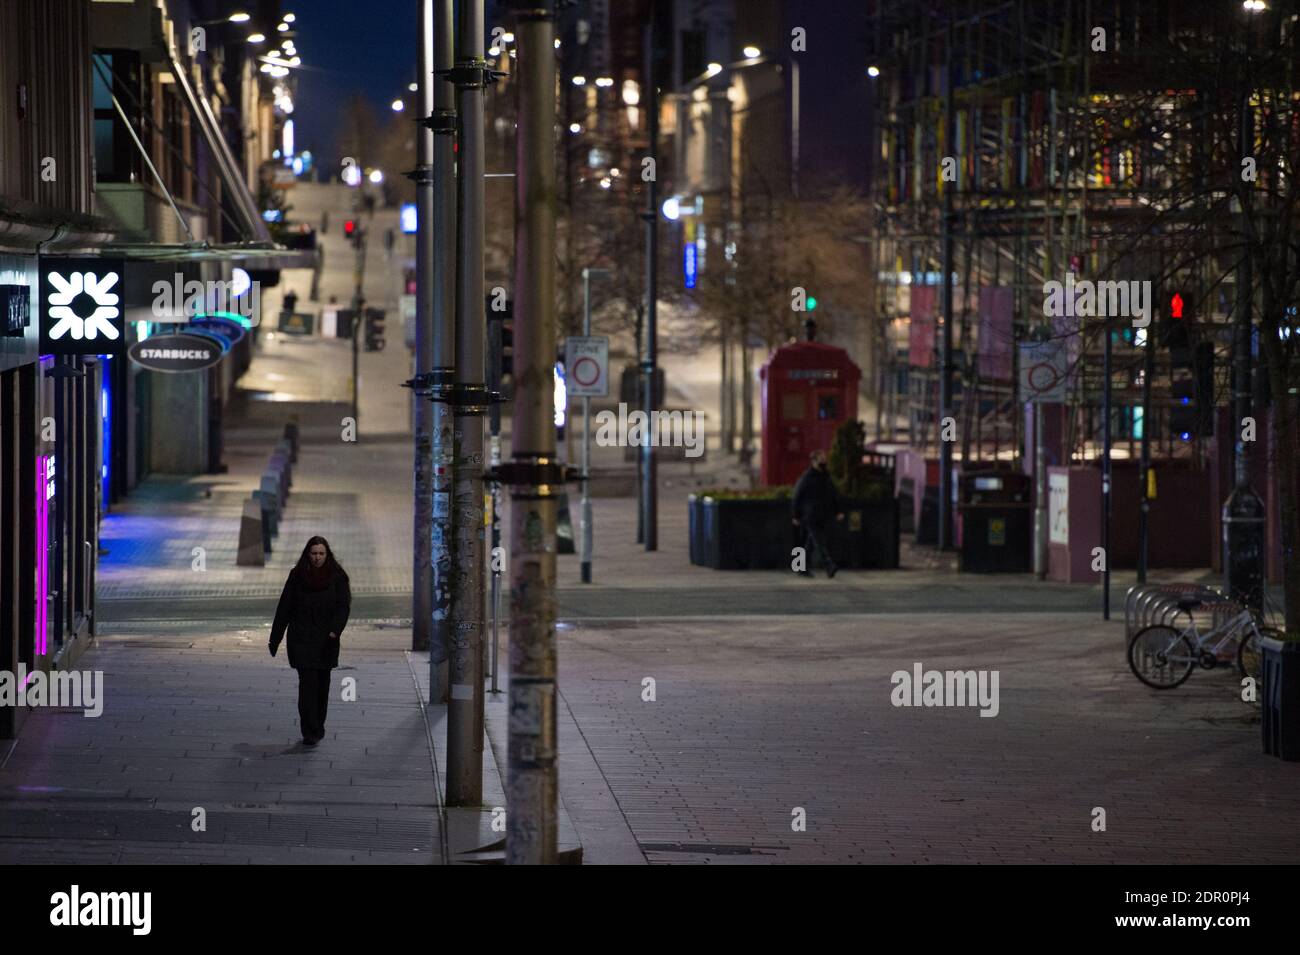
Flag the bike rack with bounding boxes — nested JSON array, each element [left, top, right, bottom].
[[1124, 584, 1231, 642]]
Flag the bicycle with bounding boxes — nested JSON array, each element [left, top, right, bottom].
[[1127, 598, 1280, 689]]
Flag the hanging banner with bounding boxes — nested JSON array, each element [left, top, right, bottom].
[[977, 287, 1014, 381], [908, 285, 936, 368]]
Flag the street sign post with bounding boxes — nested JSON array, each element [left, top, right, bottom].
[[564, 335, 609, 397], [574, 272, 609, 586], [1017, 339, 1068, 403]]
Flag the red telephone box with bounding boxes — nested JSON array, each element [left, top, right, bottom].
[[759, 340, 861, 487]]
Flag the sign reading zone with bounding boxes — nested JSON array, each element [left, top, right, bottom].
[[564, 335, 609, 397]]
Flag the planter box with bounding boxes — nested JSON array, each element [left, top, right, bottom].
[[688, 495, 791, 569], [688, 494, 900, 570], [1261, 636, 1300, 761]]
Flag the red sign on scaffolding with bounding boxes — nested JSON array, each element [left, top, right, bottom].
[[908, 285, 936, 367]]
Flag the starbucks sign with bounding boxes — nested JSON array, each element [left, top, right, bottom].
[[128, 333, 223, 373]]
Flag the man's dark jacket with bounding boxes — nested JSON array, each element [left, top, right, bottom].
[[793, 466, 841, 526], [270, 567, 352, 669]]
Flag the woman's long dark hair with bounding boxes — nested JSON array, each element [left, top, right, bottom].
[[294, 536, 348, 581]]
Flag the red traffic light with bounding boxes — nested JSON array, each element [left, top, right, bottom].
[[344, 219, 356, 237]]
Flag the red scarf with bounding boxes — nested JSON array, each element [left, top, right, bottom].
[[302, 562, 333, 591]]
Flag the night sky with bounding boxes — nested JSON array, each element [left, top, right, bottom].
[[289, 0, 419, 171]]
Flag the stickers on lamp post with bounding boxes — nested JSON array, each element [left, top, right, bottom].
[[39, 258, 126, 355]]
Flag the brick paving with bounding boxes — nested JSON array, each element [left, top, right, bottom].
[[0, 626, 441, 864], [554, 611, 1300, 863]]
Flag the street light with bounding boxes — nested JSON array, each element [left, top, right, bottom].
[[572, 75, 587, 86], [867, 65, 881, 78], [368, 169, 384, 184], [247, 33, 266, 43], [706, 62, 723, 77], [742, 45, 761, 58], [391, 99, 404, 112], [283, 13, 296, 23], [229, 12, 251, 22]]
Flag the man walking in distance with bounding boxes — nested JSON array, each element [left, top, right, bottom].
[[792, 449, 845, 578]]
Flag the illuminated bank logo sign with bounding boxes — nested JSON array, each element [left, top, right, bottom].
[[128, 333, 222, 373], [39, 258, 126, 355]]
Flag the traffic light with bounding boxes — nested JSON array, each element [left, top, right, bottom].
[[364, 307, 385, 352], [1169, 340, 1214, 439], [1159, 292, 1191, 365], [486, 295, 513, 384], [806, 295, 818, 311], [344, 219, 365, 248]]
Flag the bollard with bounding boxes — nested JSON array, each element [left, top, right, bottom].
[[283, 422, 300, 462], [255, 486, 278, 540], [269, 464, 288, 508], [260, 471, 283, 519], [269, 452, 292, 495], [252, 490, 274, 552], [237, 497, 266, 566], [274, 440, 294, 485]]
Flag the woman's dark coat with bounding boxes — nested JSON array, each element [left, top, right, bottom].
[[269, 567, 352, 669]]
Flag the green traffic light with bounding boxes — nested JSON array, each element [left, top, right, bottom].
[[806, 296, 818, 311]]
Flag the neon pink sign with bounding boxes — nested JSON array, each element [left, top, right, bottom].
[[35, 454, 49, 656]]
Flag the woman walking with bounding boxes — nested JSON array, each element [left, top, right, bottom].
[[269, 536, 352, 746]]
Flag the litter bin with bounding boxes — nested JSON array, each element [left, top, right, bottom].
[[958, 470, 1032, 572]]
